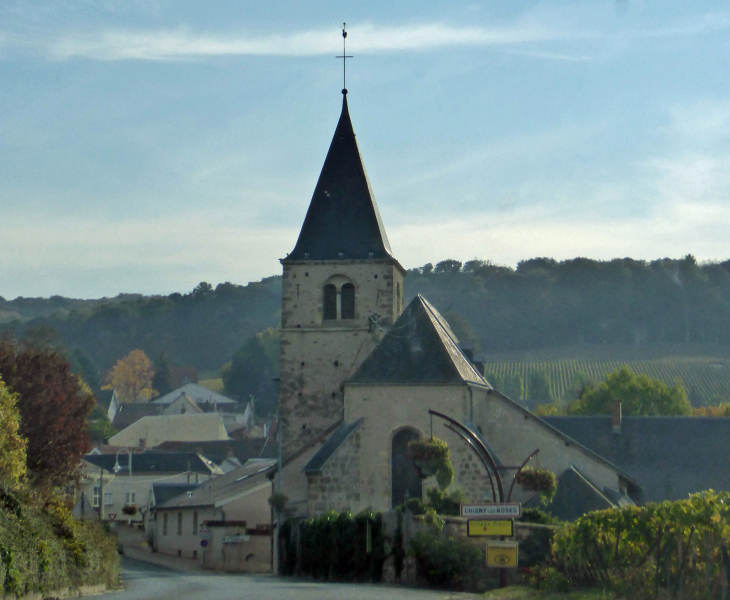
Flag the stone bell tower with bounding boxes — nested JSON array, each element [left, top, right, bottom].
[[279, 92, 406, 453]]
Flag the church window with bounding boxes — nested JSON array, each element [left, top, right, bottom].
[[396, 283, 401, 313], [323, 284, 337, 320], [391, 429, 422, 508], [341, 283, 355, 319]]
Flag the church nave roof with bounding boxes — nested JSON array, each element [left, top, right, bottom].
[[347, 295, 489, 386]]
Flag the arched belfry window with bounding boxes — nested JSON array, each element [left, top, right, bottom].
[[323, 284, 337, 320], [341, 283, 355, 319], [391, 429, 422, 508]]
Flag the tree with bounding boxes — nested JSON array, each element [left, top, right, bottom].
[[569, 366, 691, 416], [692, 404, 730, 417], [104, 349, 157, 403], [222, 329, 279, 415], [486, 372, 503, 392], [152, 351, 172, 396], [502, 374, 524, 401], [0, 377, 26, 487], [0, 336, 95, 487], [528, 370, 552, 401]]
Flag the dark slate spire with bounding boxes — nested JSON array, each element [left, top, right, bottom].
[[283, 95, 393, 262]]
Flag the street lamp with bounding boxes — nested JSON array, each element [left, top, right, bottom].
[[113, 449, 134, 522]]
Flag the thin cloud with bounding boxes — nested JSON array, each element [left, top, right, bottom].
[[36, 22, 596, 62]]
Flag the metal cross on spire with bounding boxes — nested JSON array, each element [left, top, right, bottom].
[[336, 23, 352, 94]]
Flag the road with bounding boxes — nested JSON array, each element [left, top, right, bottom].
[[98, 558, 483, 600]]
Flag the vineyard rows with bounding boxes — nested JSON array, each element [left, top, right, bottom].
[[482, 359, 730, 404]]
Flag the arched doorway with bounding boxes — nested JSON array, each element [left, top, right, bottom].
[[391, 429, 422, 508]]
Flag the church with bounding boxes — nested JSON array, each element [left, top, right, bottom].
[[274, 88, 636, 520]]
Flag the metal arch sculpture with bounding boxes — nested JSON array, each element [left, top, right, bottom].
[[427, 409, 539, 503]]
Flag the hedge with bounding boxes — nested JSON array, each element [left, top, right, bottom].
[[280, 509, 386, 581], [532, 490, 730, 599], [0, 486, 119, 597]]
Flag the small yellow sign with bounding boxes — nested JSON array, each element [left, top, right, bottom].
[[467, 519, 514, 537], [486, 541, 519, 568]]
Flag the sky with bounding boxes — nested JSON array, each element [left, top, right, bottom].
[[2, 1, 730, 299]]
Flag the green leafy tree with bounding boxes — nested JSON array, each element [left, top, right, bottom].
[[222, 329, 279, 415], [0, 377, 26, 487], [502, 374, 524, 401], [152, 351, 172, 396], [565, 371, 594, 401], [486, 372, 503, 391], [68, 347, 101, 391], [87, 404, 117, 443], [528, 370, 553, 401], [569, 366, 691, 416]]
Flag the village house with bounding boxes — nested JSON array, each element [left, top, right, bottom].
[[80, 452, 224, 523], [150, 458, 277, 572], [108, 412, 229, 448]]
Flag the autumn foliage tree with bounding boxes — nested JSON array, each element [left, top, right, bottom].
[[0, 377, 26, 487], [0, 336, 95, 487], [104, 349, 157, 403]]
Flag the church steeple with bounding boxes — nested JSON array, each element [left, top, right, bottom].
[[284, 95, 394, 262]]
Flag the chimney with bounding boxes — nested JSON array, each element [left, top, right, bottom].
[[611, 400, 622, 434]]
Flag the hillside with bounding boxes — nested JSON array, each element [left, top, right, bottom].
[[483, 347, 730, 405], [0, 279, 282, 373], [3, 256, 730, 396]]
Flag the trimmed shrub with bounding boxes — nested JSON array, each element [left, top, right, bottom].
[[410, 531, 482, 590]]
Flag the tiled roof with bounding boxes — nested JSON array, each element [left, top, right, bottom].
[[524, 466, 617, 521], [283, 95, 395, 263], [347, 295, 489, 385], [111, 403, 164, 430], [303, 418, 364, 474], [152, 438, 278, 464], [83, 452, 223, 475], [154, 459, 277, 510], [95, 389, 115, 410], [151, 383, 237, 405], [545, 416, 730, 503], [151, 483, 200, 506]]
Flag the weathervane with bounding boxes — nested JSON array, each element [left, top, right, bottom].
[[336, 23, 352, 94]]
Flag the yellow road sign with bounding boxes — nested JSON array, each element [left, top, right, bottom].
[[467, 519, 514, 537], [487, 541, 519, 568]]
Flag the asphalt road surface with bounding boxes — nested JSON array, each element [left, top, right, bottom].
[[98, 558, 482, 600]]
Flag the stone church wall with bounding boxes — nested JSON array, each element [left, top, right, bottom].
[[341, 383, 625, 513], [473, 389, 622, 494], [306, 427, 362, 516], [343, 383, 485, 512], [279, 259, 404, 454]]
